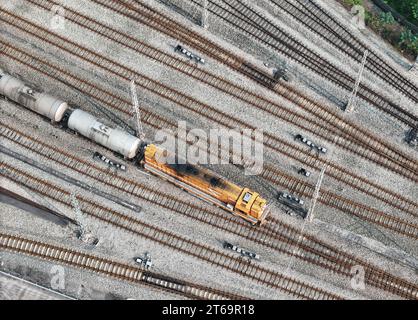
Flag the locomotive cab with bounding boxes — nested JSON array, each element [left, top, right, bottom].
[[235, 188, 268, 225]]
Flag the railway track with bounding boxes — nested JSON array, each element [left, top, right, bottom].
[[86, 0, 418, 189], [192, 0, 418, 130], [0, 232, 247, 300], [1, 0, 416, 300], [0, 0, 414, 300], [25, 0, 418, 182], [1, 29, 417, 237], [260, 163, 418, 239], [269, 0, 418, 103], [264, 217, 418, 300], [1, 123, 417, 299], [0, 163, 341, 300]]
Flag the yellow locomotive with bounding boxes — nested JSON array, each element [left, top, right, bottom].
[[142, 144, 268, 225], [1, 70, 268, 225]]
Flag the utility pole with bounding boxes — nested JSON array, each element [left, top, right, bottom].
[[346, 50, 369, 112], [202, 0, 209, 29], [71, 192, 96, 245], [71, 192, 84, 236], [306, 165, 327, 222], [130, 80, 145, 140], [410, 56, 418, 73]]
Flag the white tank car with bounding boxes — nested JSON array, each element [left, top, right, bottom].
[[67, 109, 141, 159], [0, 70, 68, 122]]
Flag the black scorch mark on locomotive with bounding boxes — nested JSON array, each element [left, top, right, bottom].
[[167, 162, 226, 189]]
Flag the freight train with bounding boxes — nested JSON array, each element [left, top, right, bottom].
[[0, 70, 269, 225]]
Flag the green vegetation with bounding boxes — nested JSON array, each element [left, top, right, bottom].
[[384, 0, 418, 26], [399, 29, 418, 53], [340, 0, 418, 59], [344, 0, 364, 6], [379, 11, 395, 25]]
